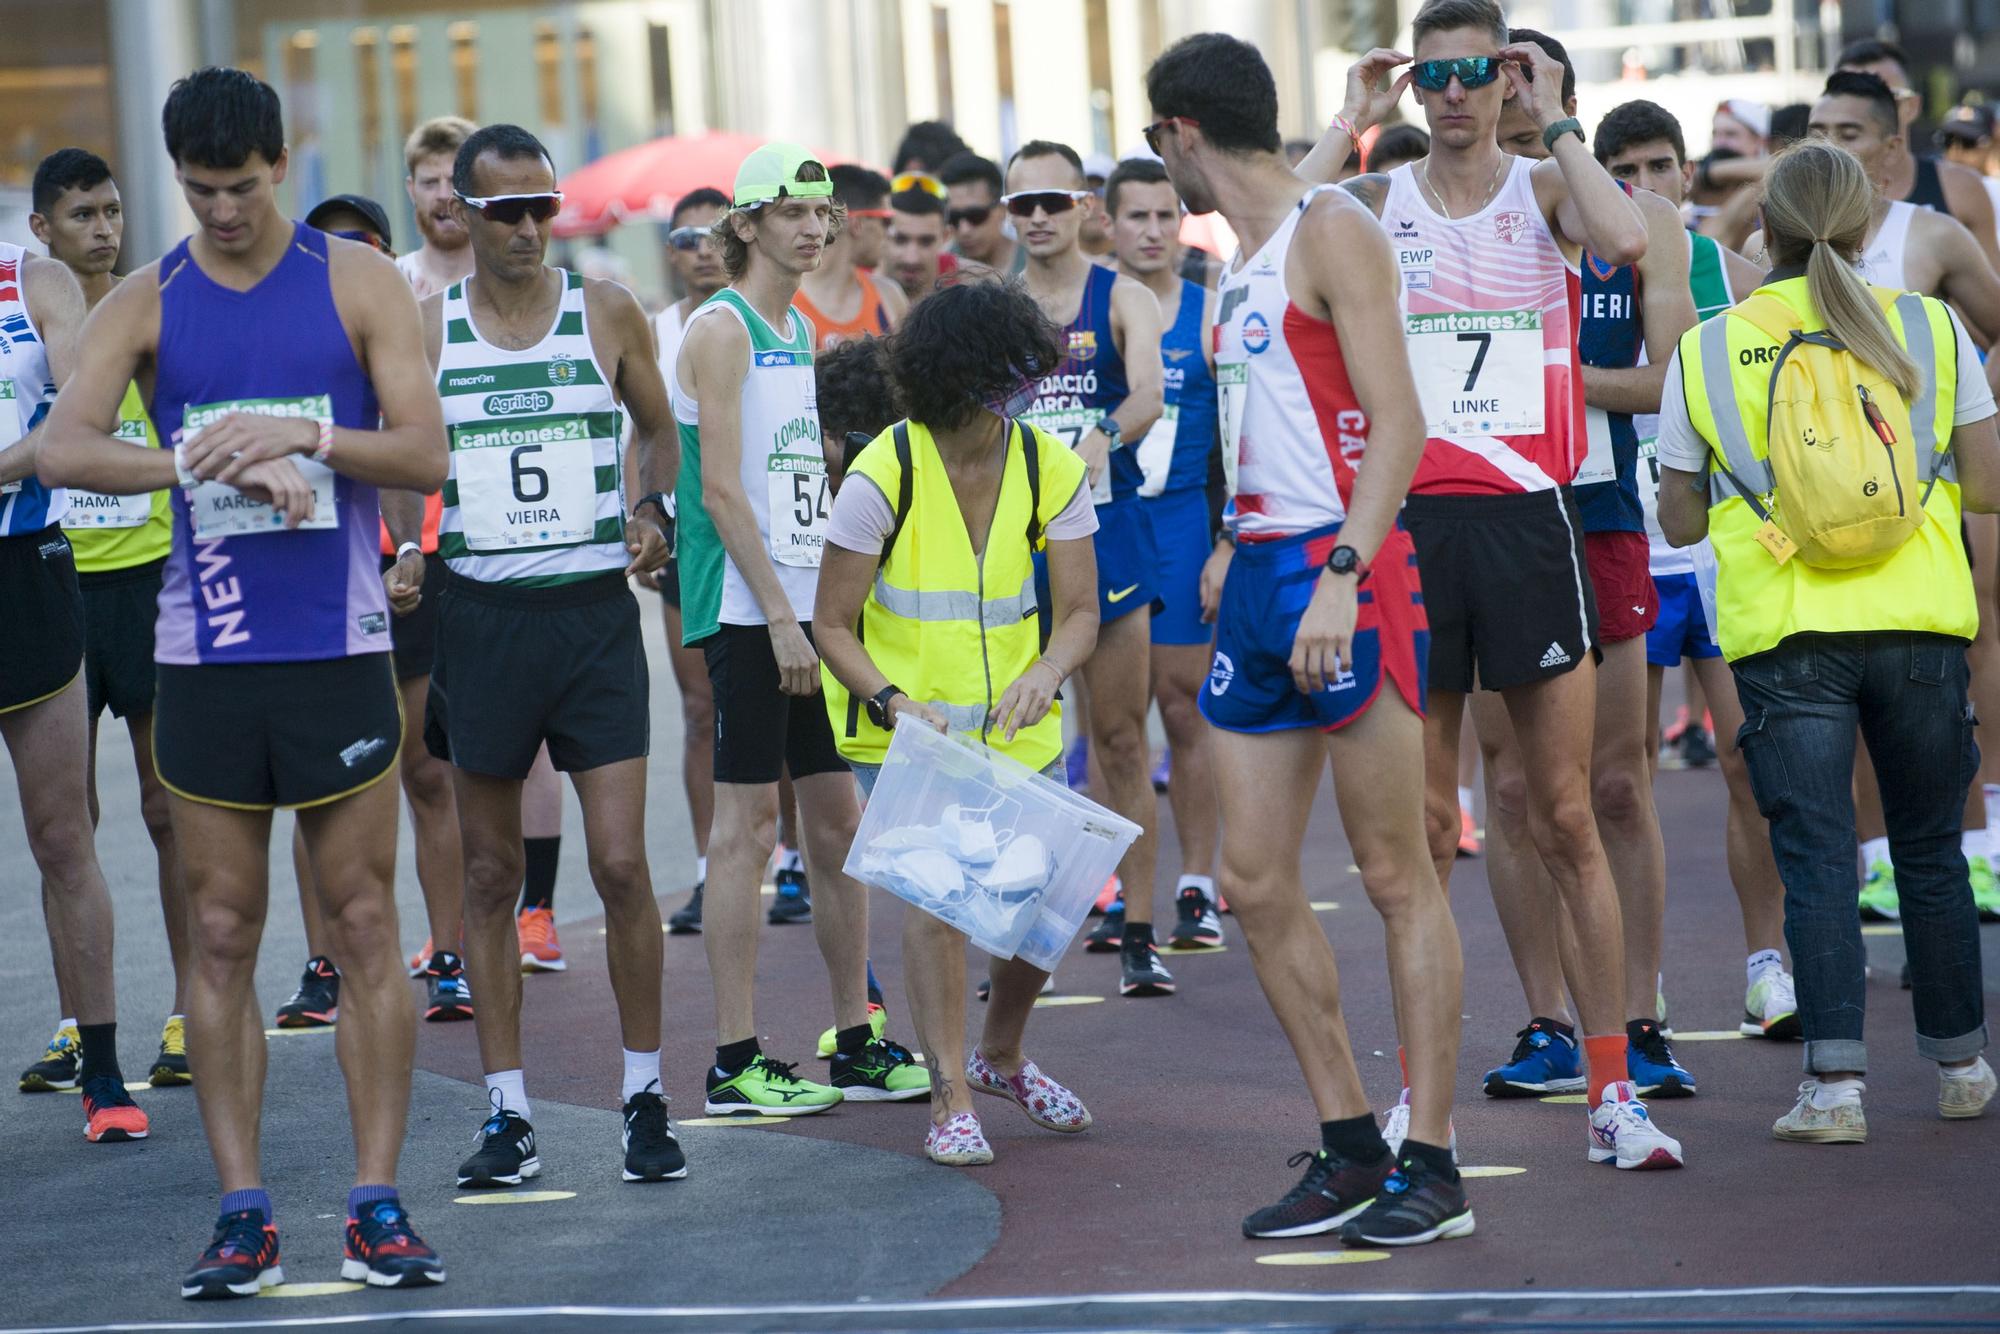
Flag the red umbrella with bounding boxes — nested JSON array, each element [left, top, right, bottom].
[[552, 130, 845, 238]]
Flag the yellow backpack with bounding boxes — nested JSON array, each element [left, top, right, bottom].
[[1718, 291, 1930, 569]]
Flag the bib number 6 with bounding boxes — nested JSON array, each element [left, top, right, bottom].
[[511, 444, 550, 503]]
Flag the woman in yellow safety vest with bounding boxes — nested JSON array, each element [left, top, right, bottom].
[[1656, 139, 2000, 1141], [813, 280, 1102, 1168]]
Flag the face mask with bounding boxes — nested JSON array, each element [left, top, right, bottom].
[[978, 833, 1050, 897], [983, 373, 1038, 419], [940, 804, 1001, 865]]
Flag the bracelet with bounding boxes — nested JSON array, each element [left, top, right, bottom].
[[1030, 659, 1066, 686], [395, 541, 423, 563], [171, 441, 197, 490], [310, 420, 333, 464], [1331, 113, 1361, 144]]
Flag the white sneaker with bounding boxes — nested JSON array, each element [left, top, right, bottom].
[[1380, 1087, 1458, 1163], [1739, 967, 1801, 1039], [1939, 1056, 1997, 1120], [1772, 1078, 1867, 1143], [1587, 1081, 1684, 1170]]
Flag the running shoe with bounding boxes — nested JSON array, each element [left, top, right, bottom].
[[1772, 1079, 1867, 1143], [518, 906, 566, 972], [150, 1015, 192, 1087], [1380, 1087, 1457, 1162], [20, 1023, 80, 1091], [406, 938, 433, 979], [81, 1075, 150, 1142], [456, 1099, 540, 1188], [1627, 1020, 1696, 1097], [966, 1048, 1092, 1131], [769, 865, 812, 924], [667, 881, 704, 934], [340, 1200, 446, 1288], [1857, 857, 1899, 920], [180, 1210, 281, 1300], [622, 1081, 687, 1181], [1167, 884, 1224, 949], [703, 1054, 842, 1116], [1971, 855, 2000, 922], [1740, 966, 1802, 1039], [1940, 1056, 1997, 1119], [1083, 897, 1124, 952], [829, 1038, 929, 1101], [926, 1112, 994, 1166], [1587, 1080, 1684, 1169], [1120, 939, 1176, 997], [1151, 747, 1170, 792], [1678, 724, 1717, 768], [817, 1002, 888, 1058], [275, 956, 339, 1028], [1656, 983, 1673, 1037], [1242, 1146, 1394, 1239], [1482, 1018, 1586, 1097], [1456, 806, 1482, 857], [1090, 874, 1123, 915], [422, 951, 474, 1022], [1066, 735, 1090, 790], [1338, 1153, 1475, 1248]]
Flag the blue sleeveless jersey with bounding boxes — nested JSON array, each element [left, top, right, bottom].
[[1575, 251, 1643, 534], [150, 223, 391, 664], [1159, 278, 1216, 495], [1023, 264, 1141, 502]]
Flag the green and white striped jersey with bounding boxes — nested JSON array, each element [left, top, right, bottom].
[[437, 270, 627, 586]]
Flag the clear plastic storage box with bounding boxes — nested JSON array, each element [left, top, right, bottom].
[[845, 717, 1141, 970]]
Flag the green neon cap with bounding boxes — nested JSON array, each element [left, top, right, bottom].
[[733, 141, 834, 208]]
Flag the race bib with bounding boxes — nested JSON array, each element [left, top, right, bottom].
[[64, 416, 157, 530], [184, 395, 339, 539], [1406, 310, 1546, 440], [1216, 360, 1247, 499], [0, 379, 18, 495], [453, 422, 600, 552], [1576, 407, 1617, 487], [1021, 404, 1112, 505], [1136, 404, 1178, 498], [767, 447, 828, 567]]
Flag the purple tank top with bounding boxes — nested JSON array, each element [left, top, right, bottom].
[[152, 223, 389, 664]]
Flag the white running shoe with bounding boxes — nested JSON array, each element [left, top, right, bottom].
[[1380, 1087, 1457, 1163], [1773, 1078, 1867, 1143], [1939, 1057, 1997, 1120], [1587, 1081, 1684, 1170], [1739, 967, 1802, 1039]]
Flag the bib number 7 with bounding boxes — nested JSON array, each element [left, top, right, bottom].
[[1407, 310, 1546, 440]]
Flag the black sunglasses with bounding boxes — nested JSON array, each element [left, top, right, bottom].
[[999, 190, 1091, 219], [947, 204, 994, 228], [1411, 56, 1504, 91], [455, 191, 563, 225], [1142, 115, 1199, 155]]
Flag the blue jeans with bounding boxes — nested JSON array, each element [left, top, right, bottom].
[[1732, 632, 1988, 1075]]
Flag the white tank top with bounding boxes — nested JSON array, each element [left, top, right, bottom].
[[0, 243, 61, 536], [1857, 201, 1916, 289]]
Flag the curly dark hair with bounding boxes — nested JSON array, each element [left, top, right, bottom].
[[814, 337, 902, 450], [889, 280, 1062, 432]]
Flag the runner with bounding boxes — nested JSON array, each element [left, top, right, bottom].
[[939, 152, 1027, 276], [674, 142, 926, 1114], [1146, 31, 1472, 1245], [414, 124, 683, 1188], [39, 66, 445, 1294], [1006, 139, 1172, 997], [1475, 28, 1702, 1100], [396, 115, 478, 300], [24, 149, 190, 1091], [795, 165, 909, 347], [1103, 155, 1226, 950], [1306, 0, 1685, 1169], [885, 187, 955, 305]]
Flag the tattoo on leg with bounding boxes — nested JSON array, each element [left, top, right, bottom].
[[929, 1064, 953, 1103]]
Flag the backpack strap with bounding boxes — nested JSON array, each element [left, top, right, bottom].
[[1695, 308, 1780, 519], [879, 420, 915, 572], [1016, 418, 1044, 550]]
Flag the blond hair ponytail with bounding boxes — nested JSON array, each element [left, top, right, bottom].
[[1759, 139, 1923, 402]]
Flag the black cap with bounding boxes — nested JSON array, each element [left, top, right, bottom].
[[1936, 103, 1995, 145], [304, 193, 393, 249]]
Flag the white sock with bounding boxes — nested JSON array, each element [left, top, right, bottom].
[[1807, 1077, 1864, 1109], [1177, 874, 1215, 898], [695, 855, 708, 883], [778, 846, 804, 874], [485, 1069, 531, 1121], [1860, 836, 1891, 868], [57, 1016, 77, 1032], [621, 1048, 662, 1102], [1964, 827, 1993, 861], [1941, 1059, 1988, 1081], [1457, 785, 1475, 813], [1747, 949, 1784, 982]]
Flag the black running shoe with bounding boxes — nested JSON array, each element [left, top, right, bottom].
[[622, 1081, 688, 1182], [1243, 1147, 1395, 1239], [1084, 902, 1124, 953], [668, 881, 705, 934], [341, 1200, 445, 1288], [20, 1024, 80, 1091], [422, 951, 474, 1023], [768, 866, 812, 924], [275, 957, 339, 1028], [1167, 885, 1224, 950], [828, 1038, 929, 1101], [1339, 1154, 1476, 1247], [457, 1100, 541, 1188], [181, 1210, 281, 1300], [1678, 725, 1717, 768], [1119, 940, 1176, 997]]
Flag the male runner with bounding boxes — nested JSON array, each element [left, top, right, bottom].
[[397, 116, 478, 299], [1104, 155, 1225, 950], [21, 149, 190, 1092], [795, 165, 908, 347], [1147, 31, 1472, 1246], [412, 124, 683, 1188], [885, 188, 954, 304], [1007, 139, 1172, 996], [1594, 100, 1767, 303], [675, 142, 925, 1113], [40, 66, 445, 1294], [939, 152, 1027, 276], [1307, 0, 1684, 1169]]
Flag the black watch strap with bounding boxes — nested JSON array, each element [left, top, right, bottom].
[[867, 684, 905, 729]]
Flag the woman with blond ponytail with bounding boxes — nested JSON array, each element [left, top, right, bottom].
[[1654, 136, 2000, 1146]]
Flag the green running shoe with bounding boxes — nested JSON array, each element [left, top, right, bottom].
[[1857, 858, 1899, 921], [829, 1038, 929, 1102], [703, 1054, 842, 1117], [816, 1001, 887, 1059], [1970, 854, 2000, 922]]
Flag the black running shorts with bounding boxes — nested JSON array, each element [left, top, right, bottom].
[[701, 621, 849, 785], [0, 524, 85, 714], [384, 551, 446, 682], [79, 556, 165, 720]]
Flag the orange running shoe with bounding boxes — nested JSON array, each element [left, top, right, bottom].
[[1456, 806, 1482, 858], [517, 907, 566, 973], [82, 1075, 150, 1142], [406, 938, 434, 978], [1091, 874, 1123, 915]]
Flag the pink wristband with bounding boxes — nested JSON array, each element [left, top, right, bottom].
[[310, 420, 333, 464], [1331, 113, 1361, 143]]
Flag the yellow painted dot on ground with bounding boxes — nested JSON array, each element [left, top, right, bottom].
[[453, 1190, 577, 1205], [56, 1081, 154, 1095], [1309, 901, 1340, 911], [257, 1281, 364, 1298], [1540, 1093, 1587, 1104], [1345, 864, 1361, 874], [1162, 944, 1229, 955], [1256, 1249, 1391, 1266], [1459, 1165, 1527, 1178], [678, 1115, 794, 1127], [1861, 923, 1899, 936], [1670, 1029, 1746, 1042], [1034, 994, 1106, 1008], [264, 1026, 334, 1039]]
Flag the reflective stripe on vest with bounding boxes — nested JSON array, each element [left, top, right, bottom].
[[871, 571, 1038, 629]]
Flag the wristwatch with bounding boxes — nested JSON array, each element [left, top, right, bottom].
[[866, 684, 906, 729], [1541, 117, 1586, 153], [634, 491, 673, 522], [1096, 418, 1123, 450], [1325, 544, 1370, 582]]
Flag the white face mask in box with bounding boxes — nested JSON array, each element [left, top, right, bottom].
[[977, 833, 1050, 897], [939, 804, 1001, 865], [886, 847, 966, 901]]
